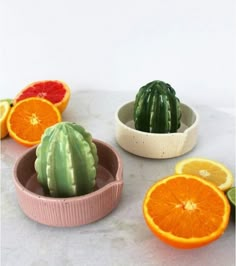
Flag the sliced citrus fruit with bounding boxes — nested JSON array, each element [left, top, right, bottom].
[[226, 187, 235, 220], [175, 158, 233, 191], [14, 80, 70, 113], [7, 97, 61, 146], [0, 100, 11, 139], [143, 174, 230, 249], [227, 187, 236, 207], [0, 98, 13, 107]]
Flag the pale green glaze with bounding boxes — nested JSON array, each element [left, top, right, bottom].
[[35, 122, 98, 197]]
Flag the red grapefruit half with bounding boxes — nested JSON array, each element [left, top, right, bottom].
[[14, 80, 71, 113]]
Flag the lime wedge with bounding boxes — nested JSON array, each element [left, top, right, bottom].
[[227, 187, 235, 221], [227, 187, 236, 207]]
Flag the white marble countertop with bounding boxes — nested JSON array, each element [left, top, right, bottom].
[[1, 91, 235, 266]]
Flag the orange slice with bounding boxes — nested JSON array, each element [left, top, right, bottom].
[[175, 158, 234, 191], [0, 101, 11, 139], [7, 97, 61, 146], [143, 174, 230, 249], [14, 80, 70, 113]]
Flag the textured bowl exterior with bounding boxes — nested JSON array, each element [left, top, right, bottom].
[[14, 139, 123, 227], [115, 102, 199, 159]]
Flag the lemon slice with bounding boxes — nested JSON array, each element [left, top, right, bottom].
[[0, 101, 11, 139], [175, 158, 234, 191]]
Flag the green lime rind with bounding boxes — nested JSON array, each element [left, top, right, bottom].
[[227, 187, 235, 222], [227, 187, 236, 206]]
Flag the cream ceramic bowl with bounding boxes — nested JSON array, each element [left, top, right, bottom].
[[14, 139, 123, 227], [115, 101, 199, 159]]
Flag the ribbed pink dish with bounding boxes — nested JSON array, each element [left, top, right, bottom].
[[14, 139, 123, 227]]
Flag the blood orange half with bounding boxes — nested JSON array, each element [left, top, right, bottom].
[[14, 80, 70, 113]]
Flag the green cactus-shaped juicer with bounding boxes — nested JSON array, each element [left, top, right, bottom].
[[35, 122, 98, 198], [134, 80, 182, 133]]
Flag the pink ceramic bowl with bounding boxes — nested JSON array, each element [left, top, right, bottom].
[[14, 139, 123, 227]]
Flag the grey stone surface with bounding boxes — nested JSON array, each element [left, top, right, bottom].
[[1, 91, 235, 266]]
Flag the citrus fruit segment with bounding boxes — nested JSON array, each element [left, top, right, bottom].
[[175, 158, 233, 191], [14, 80, 70, 113], [226, 187, 235, 220], [0, 98, 13, 106], [227, 187, 236, 207], [0, 101, 11, 139], [7, 97, 61, 146], [143, 174, 230, 249]]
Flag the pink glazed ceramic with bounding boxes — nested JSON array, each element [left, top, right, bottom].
[[14, 139, 123, 227]]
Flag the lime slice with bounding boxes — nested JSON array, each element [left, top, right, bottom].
[[227, 187, 235, 221], [227, 187, 236, 207]]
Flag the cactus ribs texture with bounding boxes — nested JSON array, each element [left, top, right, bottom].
[[35, 122, 98, 197], [134, 80, 181, 133]]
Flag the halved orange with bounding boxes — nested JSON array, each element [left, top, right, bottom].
[[143, 174, 230, 249], [175, 158, 234, 192], [14, 80, 70, 113], [7, 97, 61, 146]]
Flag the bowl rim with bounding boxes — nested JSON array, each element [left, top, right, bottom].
[[115, 101, 199, 137], [13, 138, 123, 202]]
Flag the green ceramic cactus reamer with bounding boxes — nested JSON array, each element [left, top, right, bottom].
[[133, 80, 182, 133], [35, 122, 98, 197]]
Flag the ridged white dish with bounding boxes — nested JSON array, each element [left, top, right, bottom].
[[115, 101, 199, 159]]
